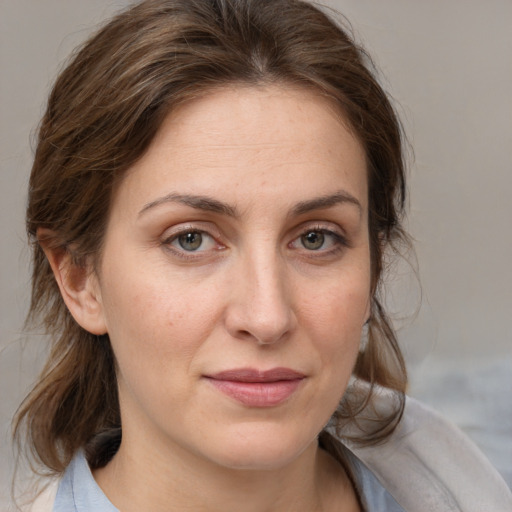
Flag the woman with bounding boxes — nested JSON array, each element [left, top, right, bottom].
[[13, 0, 511, 511]]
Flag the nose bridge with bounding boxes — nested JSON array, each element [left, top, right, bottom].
[[227, 240, 295, 344]]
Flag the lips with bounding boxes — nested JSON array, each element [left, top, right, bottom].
[[205, 367, 305, 407]]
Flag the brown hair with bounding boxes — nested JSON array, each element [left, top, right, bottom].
[[14, 0, 408, 474]]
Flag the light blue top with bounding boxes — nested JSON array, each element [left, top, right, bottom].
[[47, 392, 512, 512], [52, 449, 404, 512]]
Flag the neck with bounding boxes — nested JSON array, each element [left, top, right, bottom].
[[93, 432, 356, 512]]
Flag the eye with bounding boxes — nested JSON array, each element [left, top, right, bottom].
[[176, 231, 205, 251], [165, 229, 218, 254], [289, 227, 348, 254], [301, 230, 326, 250]]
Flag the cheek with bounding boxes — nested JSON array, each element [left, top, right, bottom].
[[99, 265, 217, 375], [297, 268, 370, 378], [100, 282, 215, 421], [300, 272, 370, 335]]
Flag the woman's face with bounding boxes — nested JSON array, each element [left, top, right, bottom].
[[92, 85, 371, 470]]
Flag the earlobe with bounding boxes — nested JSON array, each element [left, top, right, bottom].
[[38, 228, 107, 335]]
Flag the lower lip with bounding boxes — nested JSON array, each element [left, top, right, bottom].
[[207, 378, 303, 407]]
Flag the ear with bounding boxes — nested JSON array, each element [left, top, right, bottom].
[[38, 228, 107, 335]]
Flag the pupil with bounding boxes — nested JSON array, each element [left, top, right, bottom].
[[302, 231, 324, 250], [179, 232, 202, 251]]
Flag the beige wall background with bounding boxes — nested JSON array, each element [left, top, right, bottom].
[[1, 0, 511, 506]]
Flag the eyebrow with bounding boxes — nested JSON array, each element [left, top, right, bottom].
[[138, 189, 362, 219], [290, 190, 362, 217], [139, 193, 238, 218]]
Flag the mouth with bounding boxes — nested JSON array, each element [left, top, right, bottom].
[[204, 367, 305, 407]]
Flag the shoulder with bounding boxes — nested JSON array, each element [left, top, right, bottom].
[[341, 387, 512, 512], [28, 479, 59, 512]]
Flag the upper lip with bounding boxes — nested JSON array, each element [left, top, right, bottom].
[[206, 367, 305, 382]]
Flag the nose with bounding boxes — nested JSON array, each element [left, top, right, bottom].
[[224, 251, 296, 345]]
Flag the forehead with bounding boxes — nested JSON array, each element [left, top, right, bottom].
[[153, 83, 363, 160], [115, 84, 368, 215]]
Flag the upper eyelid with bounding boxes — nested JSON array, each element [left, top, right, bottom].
[[292, 220, 347, 237], [159, 220, 348, 243], [166, 229, 214, 242], [292, 228, 347, 244], [161, 222, 221, 240]]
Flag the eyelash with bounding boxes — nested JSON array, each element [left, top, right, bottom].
[[161, 226, 223, 261], [161, 224, 350, 261], [290, 225, 350, 257]]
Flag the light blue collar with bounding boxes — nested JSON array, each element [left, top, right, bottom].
[[53, 450, 118, 512], [54, 448, 403, 512]]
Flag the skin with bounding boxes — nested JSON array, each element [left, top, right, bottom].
[[44, 84, 369, 511]]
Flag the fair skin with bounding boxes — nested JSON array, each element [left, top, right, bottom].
[[44, 85, 369, 511]]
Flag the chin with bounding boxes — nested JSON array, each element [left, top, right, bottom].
[[200, 423, 316, 471]]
